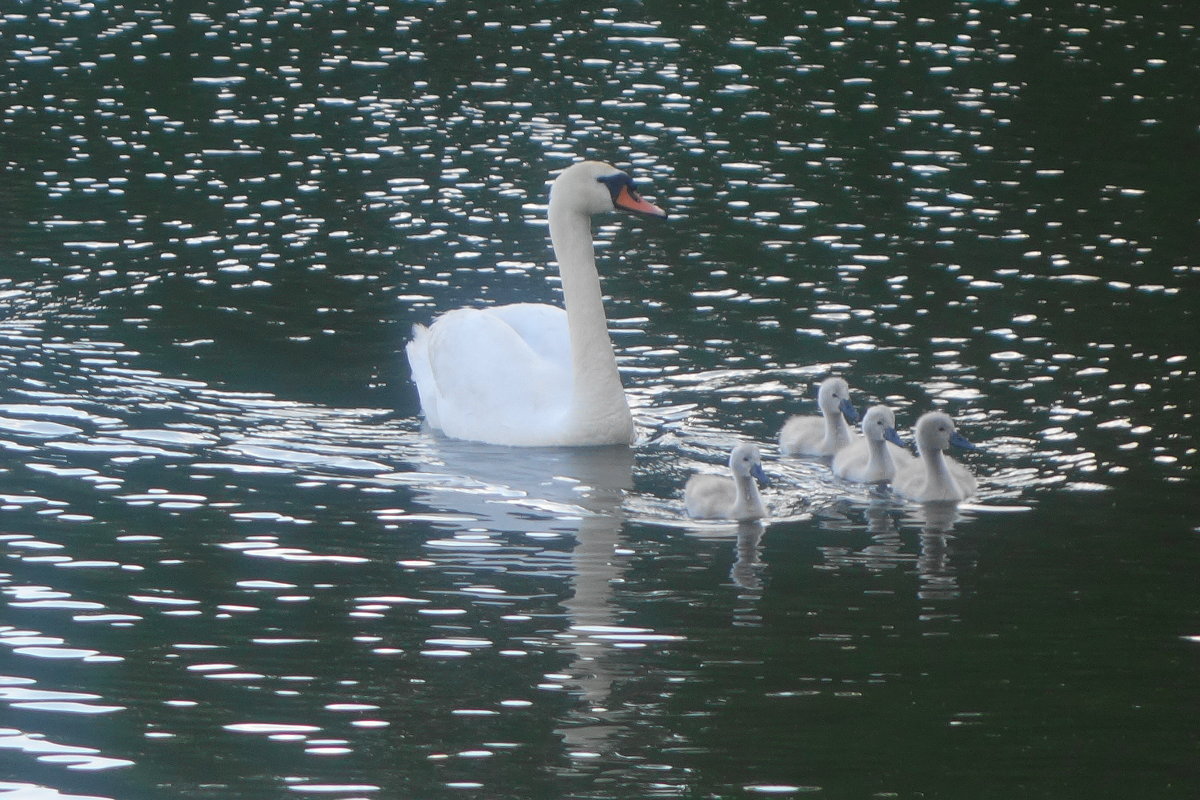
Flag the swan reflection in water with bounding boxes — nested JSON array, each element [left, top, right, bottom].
[[673, 518, 768, 596], [398, 433, 996, 756], [816, 493, 973, 612], [906, 501, 969, 604], [401, 436, 651, 754]]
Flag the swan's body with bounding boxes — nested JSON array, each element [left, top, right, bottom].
[[685, 443, 769, 521], [893, 411, 978, 502], [406, 161, 666, 447], [779, 376, 860, 456], [832, 405, 910, 483]]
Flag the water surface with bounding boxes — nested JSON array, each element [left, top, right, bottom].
[[1, 2, 1196, 798]]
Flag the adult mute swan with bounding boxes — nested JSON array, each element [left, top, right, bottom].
[[893, 411, 979, 502], [779, 376, 860, 456], [831, 404, 910, 484], [684, 443, 769, 521], [405, 161, 666, 447]]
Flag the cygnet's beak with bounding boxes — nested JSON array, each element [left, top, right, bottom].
[[751, 461, 770, 488], [614, 185, 668, 219], [884, 427, 904, 447], [949, 431, 978, 451], [840, 398, 861, 424]]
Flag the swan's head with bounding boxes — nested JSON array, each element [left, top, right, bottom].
[[913, 411, 977, 454], [729, 442, 769, 487], [862, 404, 903, 446], [551, 161, 667, 219], [816, 376, 859, 423]]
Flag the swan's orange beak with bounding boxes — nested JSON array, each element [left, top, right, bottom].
[[614, 185, 667, 219]]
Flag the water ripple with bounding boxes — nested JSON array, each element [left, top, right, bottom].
[[1, 1, 1194, 796]]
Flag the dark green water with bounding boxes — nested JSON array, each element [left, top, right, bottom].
[[1, 2, 1196, 798]]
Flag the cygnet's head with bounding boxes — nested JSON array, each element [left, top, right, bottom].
[[729, 442, 769, 487], [862, 405, 904, 446], [913, 411, 977, 454], [551, 161, 667, 219], [816, 376, 860, 423]]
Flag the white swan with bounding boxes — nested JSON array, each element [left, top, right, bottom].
[[779, 376, 860, 456], [684, 443, 769, 521], [832, 404, 911, 483], [405, 161, 666, 447], [893, 411, 979, 502]]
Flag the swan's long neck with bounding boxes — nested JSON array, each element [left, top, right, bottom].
[[734, 474, 764, 519], [867, 437, 893, 480], [549, 204, 630, 437], [822, 409, 851, 452], [922, 446, 956, 497]]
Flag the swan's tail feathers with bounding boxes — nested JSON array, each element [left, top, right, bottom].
[[405, 324, 441, 429]]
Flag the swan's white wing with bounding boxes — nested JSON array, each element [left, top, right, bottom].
[[893, 457, 976, 502], [831, 439, 870, 480], [406, 323, 441, 428], [684, 474, 737, 519], [780, 415, 824, 456], [947, 458, 978, 496], [888, 440, 917, 460], [891, 466, 921, 498], [413, 305, 573, 444], [486, 303, 573, 374]]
